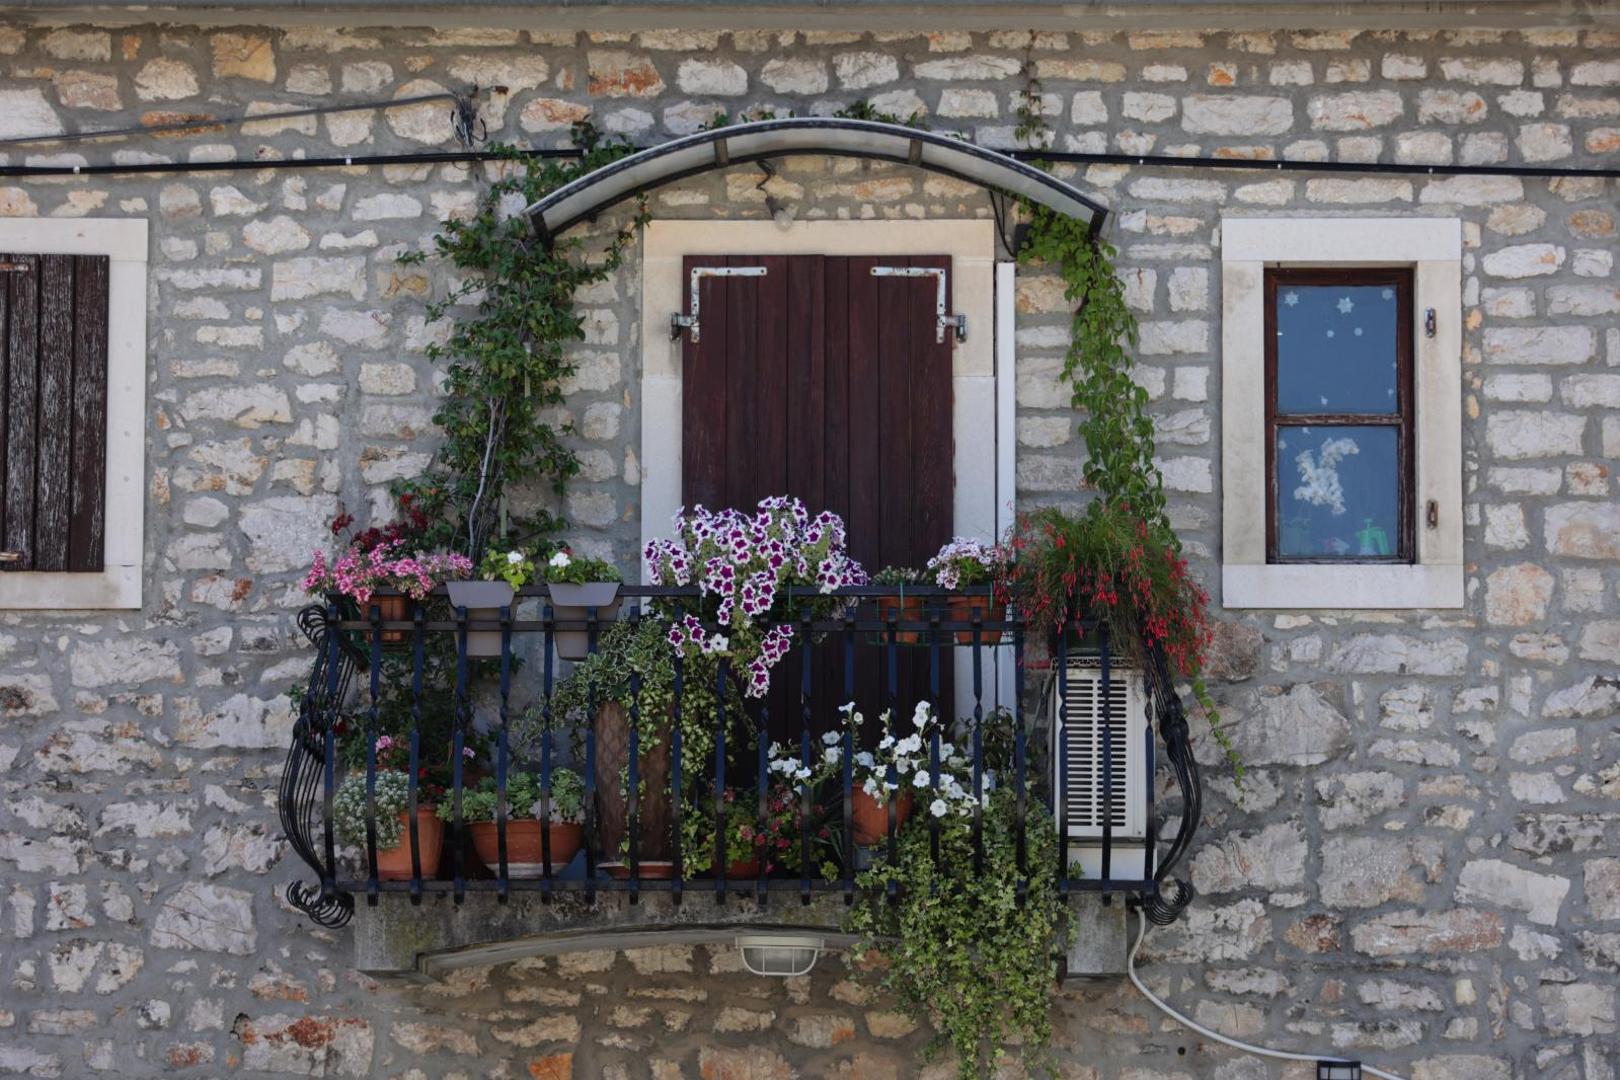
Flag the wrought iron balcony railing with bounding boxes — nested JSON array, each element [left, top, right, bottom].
[[278, 586, 1199, 930]]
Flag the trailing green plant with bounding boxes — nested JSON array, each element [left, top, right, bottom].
[[849, 786, 1064, 1079], [397, 123, 648, 562], [545, 617, 742, 781], [1010, 93, 1237, 771]]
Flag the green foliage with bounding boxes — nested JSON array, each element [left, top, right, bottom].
[[437, 768, 584, 823], [334, 769, 413, 848], [543, 549, 623, 585], [849, 789, 1065, 1079], [544, 617, 741, 776], [1017, 215, 1167, 529], [1012, 91, 1239, 773], [478, 546, 537, 588], [833, 99, 929, 128], [397, 124, 647, 561]]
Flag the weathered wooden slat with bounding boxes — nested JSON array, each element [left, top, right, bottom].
[[754, 254, 789, 502], [723, 254, 760, 507], [69, 255, 109, 572], [911, 255, 955, 566], [681, 255, 727, 512], [0, 252, 10, 562], [33, 255, 75, 572], [3, 256, 39, 571]]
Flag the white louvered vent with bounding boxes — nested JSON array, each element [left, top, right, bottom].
[[1050, 658, 1148, 844]]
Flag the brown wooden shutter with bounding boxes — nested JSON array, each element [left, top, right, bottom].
[[679, 254, 956, 736], [0, 253, 110, 573]]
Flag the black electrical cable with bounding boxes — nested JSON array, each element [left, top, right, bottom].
[[2, 125, 1617, 182]]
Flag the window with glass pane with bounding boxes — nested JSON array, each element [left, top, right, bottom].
[[1266, 269, 1413, 563]]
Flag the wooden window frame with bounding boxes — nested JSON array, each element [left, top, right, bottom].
[[1263, 267, 1415, 566], [0, 218, 146, 611]]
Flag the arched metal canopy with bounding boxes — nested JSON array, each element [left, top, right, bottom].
[[524, 116, 1107, 244]]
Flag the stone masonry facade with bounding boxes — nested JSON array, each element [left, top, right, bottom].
[[0, 16, 1618, 1078]]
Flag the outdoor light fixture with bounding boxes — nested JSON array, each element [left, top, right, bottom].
[[1317, 1062, 1362, 1080], [524, 116, 1106, 246], [735, 934, 825, 977]]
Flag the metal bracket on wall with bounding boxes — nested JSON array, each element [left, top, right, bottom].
[[670, 265, 768, 343], [869, 266, 966, 343]]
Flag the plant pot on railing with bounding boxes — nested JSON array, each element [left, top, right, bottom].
[[468, 820, 584, 878], [873, 592, 928, 645], [851, 789, 913, 846], [445, 580, 515, 658], [592, 701, 673, 869], [373, 807, 445, 880], [548, 582, 622, 660], [946, 594, 1007, 645]]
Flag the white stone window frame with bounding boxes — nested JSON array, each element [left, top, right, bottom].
[[0, 218, 148, 611], [1220, 216, 1462, 610]]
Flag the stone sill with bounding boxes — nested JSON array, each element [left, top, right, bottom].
[[350, 890, 1128, 982]]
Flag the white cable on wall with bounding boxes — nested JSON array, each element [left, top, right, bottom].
[[1126, 910, 1410, 1080]]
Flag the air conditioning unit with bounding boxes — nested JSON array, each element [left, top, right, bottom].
[[1050, 657, 1153, 882]]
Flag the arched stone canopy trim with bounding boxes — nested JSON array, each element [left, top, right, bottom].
[[523, 116, 1107, 244]]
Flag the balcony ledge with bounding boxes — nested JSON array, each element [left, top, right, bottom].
[[349, 890, 1127, 980]]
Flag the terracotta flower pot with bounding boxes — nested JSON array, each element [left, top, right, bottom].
[[851, 789, 912, 845], [946, 595, 1005, 645], [372, 807, 444, 880], [874, 593, 928, 645], [593, 701, 672, 864], [726, 856, 761, 879], [547, 582, 622, 660], [468, 820, 583, 877], [358, 593, 411, 646], [445, 580, 516, 658]]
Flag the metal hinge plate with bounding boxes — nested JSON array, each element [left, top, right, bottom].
[[869, 266, 966, 343], [671, 265, 768, 343]]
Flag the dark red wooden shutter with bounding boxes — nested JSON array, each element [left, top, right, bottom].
[[680, 253, 954, 573], [0, 254, 109, 573], [680, 253, 956, 733]]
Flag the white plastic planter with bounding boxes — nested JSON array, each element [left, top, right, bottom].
[[444, 580, 516, 658], [546, 582, 622, 660]]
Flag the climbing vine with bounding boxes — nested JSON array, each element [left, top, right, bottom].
[[397, 123, 647, 561], [1013, 89, 1237, 767]]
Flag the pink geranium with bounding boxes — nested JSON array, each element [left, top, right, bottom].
[[303, 537, 472, 605]]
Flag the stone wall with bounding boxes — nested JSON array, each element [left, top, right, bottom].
[[0, 19, 1617, 1078]]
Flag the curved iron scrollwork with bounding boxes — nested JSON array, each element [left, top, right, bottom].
[[279, 603, 359, 928], [1139, 647, 1201, 926]]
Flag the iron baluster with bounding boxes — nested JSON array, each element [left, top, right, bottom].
[[495, 603, 512, 903], [364, 604, 382, 906]]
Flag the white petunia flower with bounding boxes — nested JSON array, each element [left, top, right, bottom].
[[822, 730, 841, 746], [929, 799, 948, 818]]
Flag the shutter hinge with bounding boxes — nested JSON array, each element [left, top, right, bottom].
[[869, 266, 967, 343], [0, 552, 21, 563], [671, 265, 768, 343], [0, 262, 33, 273]]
